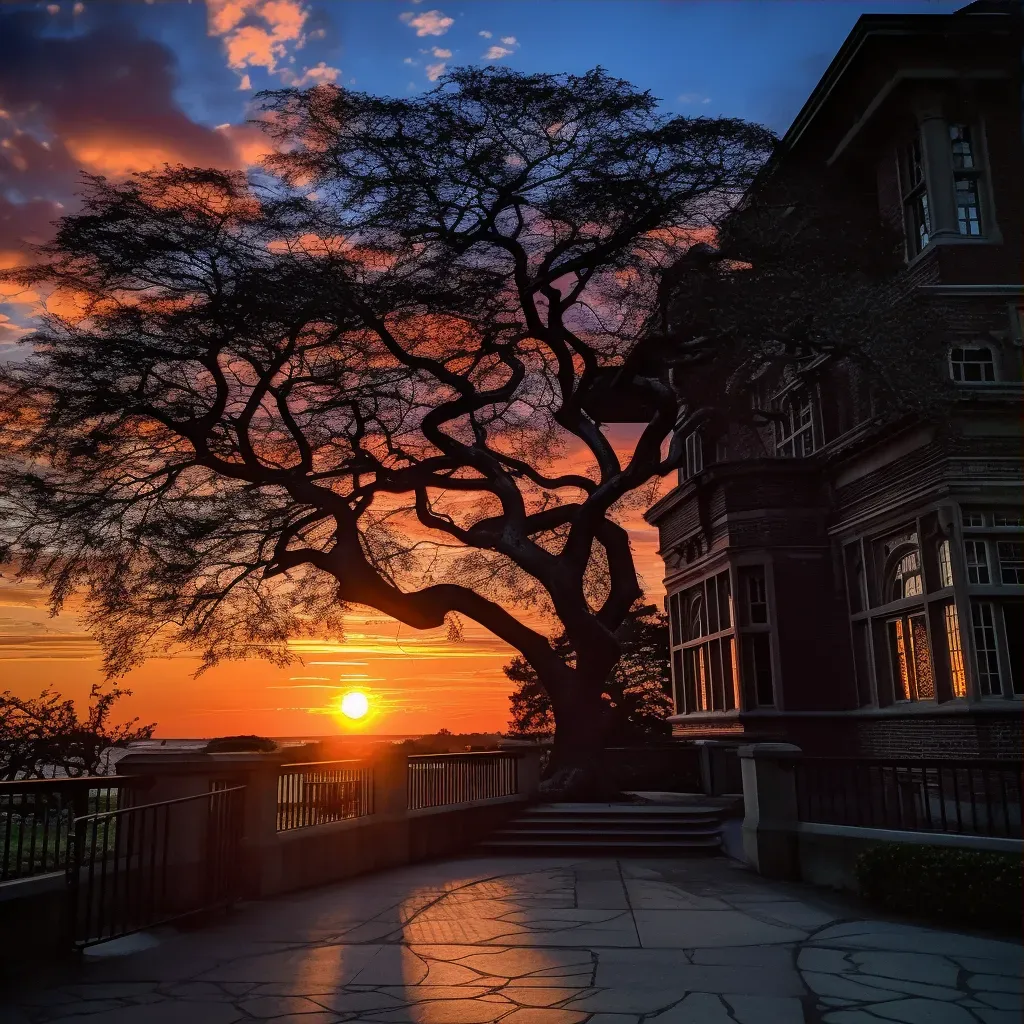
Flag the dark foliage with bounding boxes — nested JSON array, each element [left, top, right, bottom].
[[204, 735, 278, 753], [856, 843, 1022, 933], [0, 684, 154, 780]]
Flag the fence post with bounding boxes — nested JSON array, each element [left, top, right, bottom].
[[374, 750, 411, 817], [738, 743, 802, 880]]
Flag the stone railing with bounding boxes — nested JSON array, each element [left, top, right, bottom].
[[111, 746, 541, 899]]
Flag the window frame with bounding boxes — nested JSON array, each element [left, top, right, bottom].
[[899, 130, 931, 256], [774, 389, 817, 458], [949, 123, 984, 238], [949, 343, 998, 385]]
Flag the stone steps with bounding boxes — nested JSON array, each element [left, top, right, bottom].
[[477, 801, 727, 855]]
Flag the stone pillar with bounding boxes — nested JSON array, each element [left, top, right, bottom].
[[916, 96, 958, 239], [738, 742, 802, 880], [515, 747, 543, 799]]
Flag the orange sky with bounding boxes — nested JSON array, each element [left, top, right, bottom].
[[1, 425, 671, 738]]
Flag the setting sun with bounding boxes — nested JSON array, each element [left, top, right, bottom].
[[340, 691, 370, 720]]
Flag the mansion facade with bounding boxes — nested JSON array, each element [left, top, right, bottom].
[[645, 1, 1022, 758]]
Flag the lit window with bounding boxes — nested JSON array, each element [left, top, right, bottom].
[[900, 132, 930, 255], [944, 603, 967, 698], [887, 547, 923, 601], [997, 542, 1024, 585], [949, 346, 996, 383], [937, 539, 954, 589], [775, 392, 815, 457], [971, 602, 1001, 695], [950, 125, 982, 236], [682, 431, 703, 480], [887, 612, 934, 701], [964, 540, 990, 584]]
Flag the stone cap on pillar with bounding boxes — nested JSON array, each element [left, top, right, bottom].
[[115, 750, 288, 776], [737, 742, 803, 760]]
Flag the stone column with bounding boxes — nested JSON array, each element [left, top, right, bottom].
[[738, 742, 802, 880], [916, 95, 958, 239], [515, 747, 544, 800]]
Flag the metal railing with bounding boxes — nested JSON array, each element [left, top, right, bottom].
[[795, 757, 1022, 839], [276, 760, 373, 832], [69, 785, 245, 949], [407, 751, 518, 810], [0, 777, 131, 882]]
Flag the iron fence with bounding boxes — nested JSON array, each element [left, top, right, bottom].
[[0, 777, 131, 882], [408, 751, 518, 810], [276, 760, 373, 831], [69, 785, 244, 949], [794, 757, 1022, 839]]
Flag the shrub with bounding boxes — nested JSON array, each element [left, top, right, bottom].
[[855, 843, 1022, 932], [204, 735, 278, 754]]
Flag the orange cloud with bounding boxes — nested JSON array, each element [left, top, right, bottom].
[[207, 0, 310, 75], [400, 9, 454, 36]]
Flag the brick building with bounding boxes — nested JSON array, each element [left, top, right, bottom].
[[645, 1, 1022, 759]]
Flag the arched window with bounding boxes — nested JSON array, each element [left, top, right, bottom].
[[886, 545, 923, 602]]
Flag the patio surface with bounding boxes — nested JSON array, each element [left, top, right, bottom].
[[4, 854, 1021, 1024]]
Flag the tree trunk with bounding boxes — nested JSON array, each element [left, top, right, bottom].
[[540, 674, 616, 801]]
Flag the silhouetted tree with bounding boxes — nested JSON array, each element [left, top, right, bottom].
[[506, 602, 671, 743], [0, 68, 947, 795], [0, 684, 154, 780]]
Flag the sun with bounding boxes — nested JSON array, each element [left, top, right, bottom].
[[339, 691, 369, 720]]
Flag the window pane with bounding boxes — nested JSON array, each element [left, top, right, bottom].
[[743, 633, 774, 707], [908, 612, 935, 700], [741, 566, 768, 625], [962, 511, 986, 527], [692, 645, 709, 711], [706, 576, 720, 635], [683, 643, 697, 712], [950, 346, 995, 383], [964, 540, 990, 584], [944, 603, 967, 698], [724, 637, 738, 711], [1003, 601, 1023, 696], [672, 648, 685, 712], [994, 512, 1024, 527], [709, 638, 725, 711], [997, 542, 1024, 585], [954, 175, 982, 236], [717, 571, 732, 630], [971, 602, 1001, 695], [670, 593, 682, 646], [937, 540, 954, 589], [888, 618, 913, 700], [949, 124, 975, 169]]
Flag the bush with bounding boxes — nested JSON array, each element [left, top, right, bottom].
[[855, 843, 1022, 933], [204, 735, 278, 753]]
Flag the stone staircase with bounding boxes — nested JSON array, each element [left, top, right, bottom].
[[477, 800, 732, 855]]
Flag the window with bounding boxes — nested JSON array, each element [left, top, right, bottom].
[[886, 612, 935, 701], [900, 132, 930, 255], [668, 570, 738, 714], [745, 571, 768, 624], [682, 431, 703, 481], [1003, 601, 1024, 696], [775, 391, 815, 457], [949, 345, 996, 383], [994, 513, 1024, 528], [950, 124, 982, 236], [964, 540, 990, 584], [887, 547, 924, 601], [962, 510, 986, 528], [971, 602, 1001, 696], [937, 539, 954, 589], [743, 633, 775, 707], [997, 542, 1024, 585], [944, 603, 967, 698]]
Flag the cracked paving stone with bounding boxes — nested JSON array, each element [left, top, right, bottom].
[[847, 952, 960, 987], [722, 994, 805, 1024], [236, 995, 334, 1017], [497, 1011, 589, 1024], [564, 988, 691, 1014], [803, 970, 912, 1002], [46, 1004, 245, 1024], [860, 998, 980, 1023], [968, 975, 1023, 994], [646, 993, 733, 1022], [974, 992, 1023, 1010]]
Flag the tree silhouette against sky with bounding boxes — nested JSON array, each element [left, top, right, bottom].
[[0, 68, 946, 793]]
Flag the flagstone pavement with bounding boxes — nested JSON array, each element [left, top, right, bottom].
[[3, 855, 1020, 1024]]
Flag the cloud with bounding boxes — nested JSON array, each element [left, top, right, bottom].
[[425, 62, 446, 82], [0, 312, 32, 347], [282, 61, 341, 87], [478, 30, 492, 38], [482, 45, 513, 60], [238, 73, 252, 90], [429, 47, 451, 58], [500, 36, 516, 45], [678, 92, 712, 105], [206, 0, 309, 75], [399, 9, 453, 36]]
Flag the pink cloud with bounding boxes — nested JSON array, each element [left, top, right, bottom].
[[207, 0, 309, 75], [425, 62, 446, 82], [482, 45, 513, 60], [399, 9, 454, 36]]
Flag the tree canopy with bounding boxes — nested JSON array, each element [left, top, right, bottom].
[[0, 66, 948, 788]]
